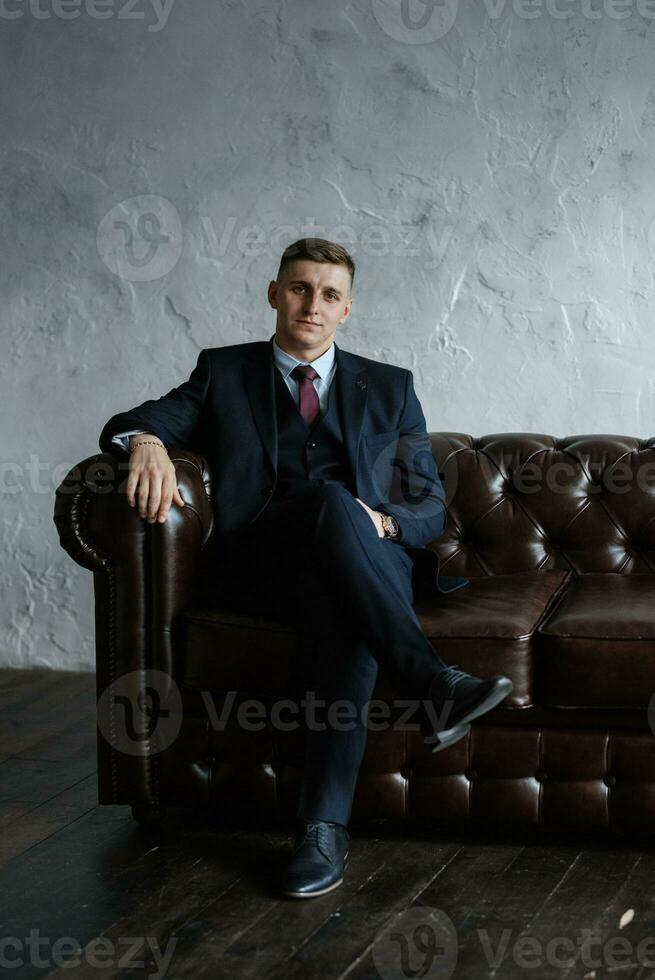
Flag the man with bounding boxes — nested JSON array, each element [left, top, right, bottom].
[[99, 238, 513, 899]]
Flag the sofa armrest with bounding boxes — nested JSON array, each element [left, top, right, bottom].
[[54, 448, 213, 572], [53, 448, 214, 805]]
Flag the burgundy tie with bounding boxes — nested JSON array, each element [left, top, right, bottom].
[[291, 364, 320, 429]]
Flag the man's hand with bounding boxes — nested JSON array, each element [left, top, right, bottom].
[[355, 497, 385, 538], [127, 435, 185, 524]]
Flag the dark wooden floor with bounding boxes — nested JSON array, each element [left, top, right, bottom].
[[1, 667, 655, 980]]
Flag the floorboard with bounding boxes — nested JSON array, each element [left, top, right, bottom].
[[0, 667, 653, 980]]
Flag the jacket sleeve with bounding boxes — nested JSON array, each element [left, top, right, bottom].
[[99, 349, 211, 455], [380, 370, 448, 550]]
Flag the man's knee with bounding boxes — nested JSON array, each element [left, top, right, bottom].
[[314, 482, 353, 502]]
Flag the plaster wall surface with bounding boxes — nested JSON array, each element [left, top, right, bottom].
[[3, 0, 654, 667]]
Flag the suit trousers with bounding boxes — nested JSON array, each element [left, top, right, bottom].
[[204, 481, 447, 827]]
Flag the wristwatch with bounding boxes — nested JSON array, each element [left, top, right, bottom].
[[379, 512, 400, 539]]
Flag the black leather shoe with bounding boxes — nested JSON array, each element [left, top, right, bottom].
[[281, 820, 349, 899], [423, 665, 513, 749]]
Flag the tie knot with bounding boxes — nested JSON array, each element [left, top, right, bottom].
[[292, 364, 318, 383]]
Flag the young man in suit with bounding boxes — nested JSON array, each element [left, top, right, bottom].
[[99, 238, 513, 899]]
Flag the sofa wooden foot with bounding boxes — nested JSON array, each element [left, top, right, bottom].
[[131, 802, 166, 826]]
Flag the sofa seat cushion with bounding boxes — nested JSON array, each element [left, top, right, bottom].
[[182, 569, 571, 709], [536, 573, 655, 709], [412, 569, 571, 708]]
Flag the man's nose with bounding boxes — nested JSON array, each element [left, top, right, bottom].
[[303, 294, 320, 314]]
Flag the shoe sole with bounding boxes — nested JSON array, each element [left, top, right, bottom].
[[427, 677, 514, 749], [425, 721, 471, 752], [281, 853, 349, 899]]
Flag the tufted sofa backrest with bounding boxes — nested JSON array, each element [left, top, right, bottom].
[[428, 433, 655, 577]]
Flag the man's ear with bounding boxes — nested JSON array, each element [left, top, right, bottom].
[[339, 298, 353, 324], [267, 279, 279, 309]]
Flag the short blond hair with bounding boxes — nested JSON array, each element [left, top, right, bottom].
[[276, 238, 355, 291]]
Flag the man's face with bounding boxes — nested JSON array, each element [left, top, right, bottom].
[[268, 259, 352, 359]]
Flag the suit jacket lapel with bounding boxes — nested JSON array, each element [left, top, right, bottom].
[[243, 342, 277, 474], [334, 342, 368, 488]]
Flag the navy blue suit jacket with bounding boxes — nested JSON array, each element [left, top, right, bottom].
[[99, 337, 469, 599]]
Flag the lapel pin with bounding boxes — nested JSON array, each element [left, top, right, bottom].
[[356, 379, 367, 390]]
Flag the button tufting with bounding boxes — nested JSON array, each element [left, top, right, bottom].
[[535, 770, 547, 782], [603, 774, 617, 787], [465, 769, 478, 781], [400, 766, 413, 779]]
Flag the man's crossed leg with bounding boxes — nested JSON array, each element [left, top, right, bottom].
[[204, 482, 512, 897]]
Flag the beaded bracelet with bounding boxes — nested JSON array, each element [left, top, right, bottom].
[[129, 440, 166, 453]]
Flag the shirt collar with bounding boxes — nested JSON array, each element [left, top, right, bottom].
[[271, 335, 336, 382]]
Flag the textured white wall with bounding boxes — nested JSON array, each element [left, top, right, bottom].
[[4, 0, 655, 668]]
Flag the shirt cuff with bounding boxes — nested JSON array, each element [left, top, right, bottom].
[[111, 429, 148, 454]]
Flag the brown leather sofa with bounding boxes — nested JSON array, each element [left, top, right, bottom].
[[53, 433, 655, 838]]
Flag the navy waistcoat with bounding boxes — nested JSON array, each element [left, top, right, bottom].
[[271, 362, 356, 502]]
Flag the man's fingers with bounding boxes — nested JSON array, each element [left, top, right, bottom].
[[147, 480, 162, 521], [137, 477, 150, 517], [127, 469, 141, 506], [129, 460, 181, 520], [155, 477, 185, 523], [156, 484, 173, 523]]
